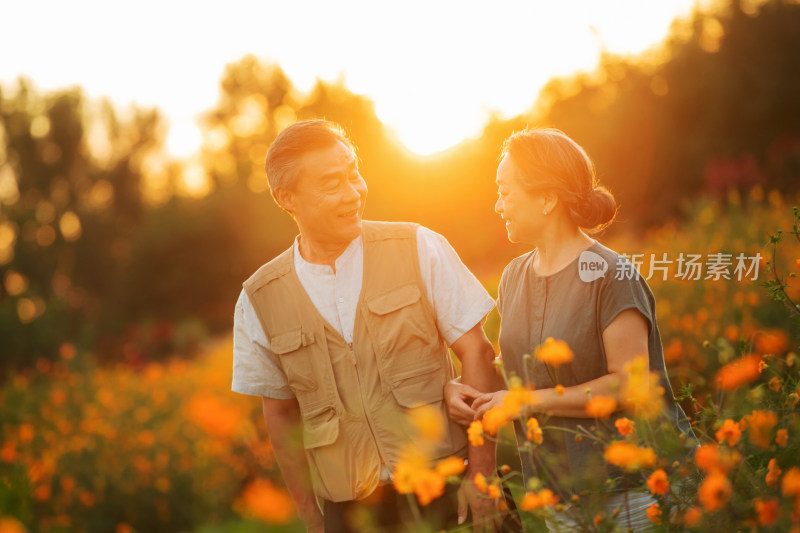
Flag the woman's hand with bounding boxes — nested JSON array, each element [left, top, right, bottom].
[[444, 377, 483, 426], [472, 391, 509, 420]]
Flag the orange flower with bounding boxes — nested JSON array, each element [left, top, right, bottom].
[[237, 478, 294, 523], [488, 484, 501, 500], [620, 356, 664, 419], [520, 489, 559, 511], [766, 458, 782, 488], [19, 424, 34, 443], [0, 517, 27, 533], [555, 384, 565, 396], [614, 417, 635, 437], [186, 394, 240, 438], [435, 456, 466, 478], [474, 472, 488, 493], [526, 417, 543, 445], [781, 467, 800, 499], [585, 396, 617, 419], [715, 354, 762, 390], [742, 410, 778, 450], [467, 420, 484, 447], [683, 506, 703, 527], [769, 377, 781, 391], [695, 443, 740, 474], [411, 468, 446, 506], [482, 406, 509, 436], [698, 471, 732, 512], [715, 419, 742, 446], [409, 405, 445, 442], [754, 498, 780, 526], [535, 337, 574, 367], [777, 429, 789, 447], [603, 442, 656, 471], [755, 329, 789, 355], [646, 503, 662, 524], [502, 380, 539, 418], [393, 453, 447, 506], [646, 469, 669, 496]]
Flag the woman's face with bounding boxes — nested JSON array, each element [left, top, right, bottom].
[[494, 154, 547, 244]]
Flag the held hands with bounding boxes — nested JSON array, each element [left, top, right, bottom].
[[471, 390, 509, 420], [444, 377, 483, 426]]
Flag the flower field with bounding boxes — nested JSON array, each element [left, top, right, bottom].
[[2, 187, 800, 532]]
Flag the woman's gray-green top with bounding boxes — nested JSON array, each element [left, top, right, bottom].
[[497, 240, 692, 495]]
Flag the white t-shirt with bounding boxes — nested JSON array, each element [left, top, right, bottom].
[[232, 225, 494, 399]]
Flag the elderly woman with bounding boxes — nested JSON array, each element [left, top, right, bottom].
[[446, 128, 691, 531]]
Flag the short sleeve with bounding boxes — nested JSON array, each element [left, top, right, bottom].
[[416, 226, 495, 346], [232, 290, 294, 399], [599, 259, 656, 333]]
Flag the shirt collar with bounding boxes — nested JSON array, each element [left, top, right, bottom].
[[293, 235, 363, 275]]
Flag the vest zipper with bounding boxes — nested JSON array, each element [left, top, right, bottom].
[[347, 342, 357, 366]]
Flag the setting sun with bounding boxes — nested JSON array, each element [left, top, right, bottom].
[[3, 0, 708, 157]]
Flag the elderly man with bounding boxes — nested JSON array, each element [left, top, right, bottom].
[[232, 120, 500, 532]]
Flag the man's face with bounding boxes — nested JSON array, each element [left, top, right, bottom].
[[282, 141, 368, 247]]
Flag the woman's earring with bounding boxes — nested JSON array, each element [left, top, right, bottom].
[[542, 210, 548, 215]]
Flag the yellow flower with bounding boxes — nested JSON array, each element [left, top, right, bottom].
[[620, 356, 664, 419], [482, 406, 510, 436], [474, 472, 488, 493], [488, 484, 501, 500], [585, 395, 617, 419], [535, 338, 574, 367], [409, 404, 445, 442], [526, 417, 543, 445], [392, 451, 447, 506], [502, 378, 539, 418], [467, 420, 484, 447], [435, 456, 466, 478], [603, 442, 656, 472], [520, 489, 559, 510]]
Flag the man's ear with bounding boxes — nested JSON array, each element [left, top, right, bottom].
[[274, 187, 294, 214]]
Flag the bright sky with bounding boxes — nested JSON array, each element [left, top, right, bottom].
[[2, 0, 706, 156]]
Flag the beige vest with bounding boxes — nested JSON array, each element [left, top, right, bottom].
[[243, 221, 467, 502]]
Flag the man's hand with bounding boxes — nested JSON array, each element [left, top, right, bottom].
[[444, 377, 483, 426], [261, 397, 324, 533], [457, 471, 504, 532]]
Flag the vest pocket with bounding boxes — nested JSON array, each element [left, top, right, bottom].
[[302, 406, 340, 449], [271, 328, 319, 393], [390, 364, 444, 408], [367, 283, 421, 315], [366, 283, 440, 367]]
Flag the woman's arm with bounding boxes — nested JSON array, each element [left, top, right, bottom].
[[474, 308, 650, 419]]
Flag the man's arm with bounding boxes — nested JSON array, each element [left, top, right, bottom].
[[261, 397, 324, 533], [450, 322, 502, 531]]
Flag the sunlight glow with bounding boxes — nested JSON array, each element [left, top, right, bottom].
[[2, 0, 710, 157]]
